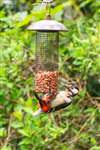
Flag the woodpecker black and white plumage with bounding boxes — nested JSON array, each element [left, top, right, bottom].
[[33, 85, 79, 116]]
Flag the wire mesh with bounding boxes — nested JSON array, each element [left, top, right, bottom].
[[35, 31, 59, 72], [34, 31, 59, 96]]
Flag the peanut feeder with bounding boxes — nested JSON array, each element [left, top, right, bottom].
[[27, 0, 68, 100], [27, 18, 67, 98]]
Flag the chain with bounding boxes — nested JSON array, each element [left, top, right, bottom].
[[42, 0, 54, 17]]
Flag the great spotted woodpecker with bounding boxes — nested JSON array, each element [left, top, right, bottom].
[[34, 85, 79, 113]]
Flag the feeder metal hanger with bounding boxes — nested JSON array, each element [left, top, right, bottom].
[[27, 0, 68, 31]]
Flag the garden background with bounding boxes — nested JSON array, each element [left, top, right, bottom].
[[0, 0, 100, 149]]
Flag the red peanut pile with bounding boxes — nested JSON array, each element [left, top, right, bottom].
[[35, 71, 58, 97]]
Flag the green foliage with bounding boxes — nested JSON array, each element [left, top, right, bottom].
[[0, 0, 100, 149]]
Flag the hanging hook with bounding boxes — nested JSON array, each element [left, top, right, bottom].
[[42, 0, 55, 18]]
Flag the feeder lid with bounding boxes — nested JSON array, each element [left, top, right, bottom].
[[27, 19, 68, 31]]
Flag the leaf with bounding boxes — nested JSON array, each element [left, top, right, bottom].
[[22, 107, 34, 116], [16, 10, 45, 28], [90, 146, 100, 150], [24, 98, 33, 108], [80, 0, 93, 8], [18, 129, 30, 137], [0, 128, 6, 137], [0, 146, 12, 150], [13, 111, 23, 121], [19, 138, 31, 145], [11, 121, 23, 129], [52, 1, 73, 16]]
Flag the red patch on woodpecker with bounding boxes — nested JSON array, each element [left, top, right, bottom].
[[41, 101, 51, 113]]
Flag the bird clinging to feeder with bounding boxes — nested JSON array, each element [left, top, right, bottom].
[[34, 84, 79, 113], [27, 0, 79, 115]]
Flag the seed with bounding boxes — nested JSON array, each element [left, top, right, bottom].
[[35, 71, 58, 97]]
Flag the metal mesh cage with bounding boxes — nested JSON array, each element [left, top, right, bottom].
[[27, 19, 68, 97], [34, 31, 59, 96], [35, 31, 59, 72]]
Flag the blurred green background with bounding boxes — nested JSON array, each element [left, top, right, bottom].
[[0, 0, 100, 150]]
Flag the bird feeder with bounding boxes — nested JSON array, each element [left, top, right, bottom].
[[27, 2, 67, 99]]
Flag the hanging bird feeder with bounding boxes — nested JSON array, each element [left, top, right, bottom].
[[27, 0, 79, 114], [27, 1, 67, 99]]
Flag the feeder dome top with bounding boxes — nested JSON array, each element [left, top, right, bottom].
[[27, 19, 68, 31]]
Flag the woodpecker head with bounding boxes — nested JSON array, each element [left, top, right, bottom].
[[67, 83, 79, 97], [70, 86, 79, 96]]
